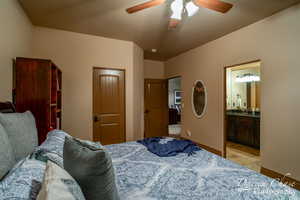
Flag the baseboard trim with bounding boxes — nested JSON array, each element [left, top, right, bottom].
[[181, 136, 222, 156], [261, 167, 300, 191]]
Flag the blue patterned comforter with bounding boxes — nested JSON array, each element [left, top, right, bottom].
[[1, 130, 299, 200], [106, 141, 300, 200]]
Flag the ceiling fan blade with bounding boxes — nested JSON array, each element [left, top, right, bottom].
[[126, 0, 166, 14], [193, 0, 233, 13], [168, 19, 180, 29]]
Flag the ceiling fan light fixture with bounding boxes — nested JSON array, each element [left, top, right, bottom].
[[170, 0, 183, 20], [186, 1, 199, 17]]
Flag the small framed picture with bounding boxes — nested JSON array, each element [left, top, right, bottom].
[[174, 90, 182, 105]]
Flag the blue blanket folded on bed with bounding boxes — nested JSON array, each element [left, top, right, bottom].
[[137, 137, 201, 157]]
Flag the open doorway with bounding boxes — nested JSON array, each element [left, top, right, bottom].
[[168, 77, 182, 138], [224, 61, 261, 172]]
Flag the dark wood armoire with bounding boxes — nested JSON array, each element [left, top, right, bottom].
[[14, 57, 62, 144]]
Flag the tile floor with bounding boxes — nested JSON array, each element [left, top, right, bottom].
[[168, 124, 181, 136], [226, 141, 261, 172]]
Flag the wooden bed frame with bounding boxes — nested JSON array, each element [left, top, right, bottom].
[[0, 101, 55, 145], [0, 102, 16, 113]]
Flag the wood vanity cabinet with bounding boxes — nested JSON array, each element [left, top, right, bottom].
[[227, 114, 260, 149], [253, 118, 260, 148], [227, 115, 236, 141]]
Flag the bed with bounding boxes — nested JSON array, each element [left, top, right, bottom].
[[106, 141, 300, 200], [0, 100, 299, 200]]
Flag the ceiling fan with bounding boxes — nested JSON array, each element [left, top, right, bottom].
[[126, 0, 233, 29]]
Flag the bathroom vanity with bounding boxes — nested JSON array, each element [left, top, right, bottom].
[[226, 110, 260, 149]]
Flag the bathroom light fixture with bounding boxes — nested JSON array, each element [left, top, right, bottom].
[[236, 74, 260, 83]]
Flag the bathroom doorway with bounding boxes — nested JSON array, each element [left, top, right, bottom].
[[168, 77, 182, 138], [224, 61, 261, 172]]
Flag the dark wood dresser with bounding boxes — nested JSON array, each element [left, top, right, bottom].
[[14, 57, 62, 144], [169, 108, 181, 124]]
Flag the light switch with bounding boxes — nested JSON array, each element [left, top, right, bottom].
[[186, 130, 192, 136]]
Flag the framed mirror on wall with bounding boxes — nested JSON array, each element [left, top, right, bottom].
[[192, 80, 207, 118]]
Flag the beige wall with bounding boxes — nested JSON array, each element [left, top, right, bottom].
[[0, 0, 33, 101], [165, 4, 300, 180], [32, 27, 144, 141], [144, 59, 165, 79]]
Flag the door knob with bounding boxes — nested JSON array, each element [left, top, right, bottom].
[[93, 115, 99, 122], [145, 110, 149, 114]]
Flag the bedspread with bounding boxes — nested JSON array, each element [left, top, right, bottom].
[[106, 141, 300, 200]]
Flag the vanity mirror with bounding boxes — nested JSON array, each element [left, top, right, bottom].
[[192, 80, 207, 118]]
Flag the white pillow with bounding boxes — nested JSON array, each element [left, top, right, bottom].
[[37, 161, 85, 200]]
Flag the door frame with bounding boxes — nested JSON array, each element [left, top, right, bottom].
[[166, 76, 182, 125], [144, 78, 169, 138], [167, 76, 182, 104], [92, 67, 126, 142], [167, 75, 182, 95], [223, 60, 261, 158]]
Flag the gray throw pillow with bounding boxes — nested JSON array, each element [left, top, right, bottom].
[[63, 137, 120, 200], [0, 123, 16, 180], [0, 111, 38, 162]]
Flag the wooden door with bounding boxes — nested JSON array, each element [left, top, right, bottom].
[[144, 79, 168, 138], [93, 68, 125, 145]]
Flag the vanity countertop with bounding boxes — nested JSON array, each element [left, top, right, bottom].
[[226, 111, 260, 118]]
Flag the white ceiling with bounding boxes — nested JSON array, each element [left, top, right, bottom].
[[19, 0, 300, 61]]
